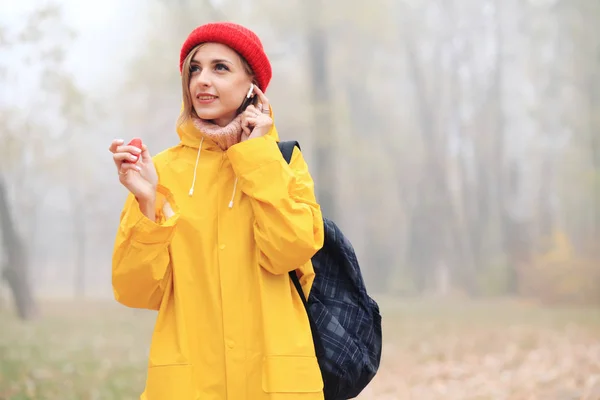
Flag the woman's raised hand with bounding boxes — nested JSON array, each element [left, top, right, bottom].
[[108, 138, 158, 204], [241, 85, 273, 142]]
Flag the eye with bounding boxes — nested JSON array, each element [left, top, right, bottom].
[[190, 65, 200, 74], [215, 63, 230, 72]]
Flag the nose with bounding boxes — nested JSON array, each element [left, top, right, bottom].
[[193, 68, 211, 87]]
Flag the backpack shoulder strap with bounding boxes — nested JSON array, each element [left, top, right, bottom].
[[277, 141, 310, 305], [277, 140, 301, 164], [277, 141, 304, 289]]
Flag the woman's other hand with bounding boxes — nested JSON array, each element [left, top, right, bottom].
[[109, 139, 159, 211]]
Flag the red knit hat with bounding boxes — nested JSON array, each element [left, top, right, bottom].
[[179, 22, 272, 92]]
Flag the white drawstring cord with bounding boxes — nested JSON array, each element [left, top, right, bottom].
[[228, 177, 238, 208], [188, 137, 204, 196]]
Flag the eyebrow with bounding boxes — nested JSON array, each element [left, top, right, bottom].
[[191, 58, 234, 65]]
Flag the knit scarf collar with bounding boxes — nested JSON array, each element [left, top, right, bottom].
[[191, 113, 243, 151]]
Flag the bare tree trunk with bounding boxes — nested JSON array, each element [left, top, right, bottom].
[[70, 184, 86, 298], [588, 61, 600, 241], [401, 13, 445, 294], [399, 0, 479, 295], [503, 163, 535, 295], [0, 175, 37, 320], [304, 0, 336, 220], [340, 26, 397, 293], [443, 0, 480, 295], [491, 0, 513, 293], [493, 0, 532, 295]]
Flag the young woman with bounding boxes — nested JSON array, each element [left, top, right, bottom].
[[108, 22, 325, 400]]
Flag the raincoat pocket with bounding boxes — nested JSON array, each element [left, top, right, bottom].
[[145, 364, 197, 400], [262, 355, 323, 393]]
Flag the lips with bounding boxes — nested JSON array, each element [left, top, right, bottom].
[[195, 93, 218, 104]]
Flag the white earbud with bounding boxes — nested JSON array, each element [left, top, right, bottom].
[[246, 83, 254, 99]]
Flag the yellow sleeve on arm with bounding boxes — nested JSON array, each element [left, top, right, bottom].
[[227, 135, 325, 275], [111, 184, 180, 310]]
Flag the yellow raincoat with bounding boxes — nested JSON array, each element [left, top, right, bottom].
[[112, 111, 325, 400]]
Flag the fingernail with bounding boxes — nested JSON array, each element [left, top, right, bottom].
[[135, 166, 142, 172], [130, 155, 138, 161], [115, 138, 124, 143]]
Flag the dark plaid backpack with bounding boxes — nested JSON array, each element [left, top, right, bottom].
[[278, 141, 383, 400]]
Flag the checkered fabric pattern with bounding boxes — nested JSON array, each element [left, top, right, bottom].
[[279, 141, 383, 400], [307, 218, 382, 399]]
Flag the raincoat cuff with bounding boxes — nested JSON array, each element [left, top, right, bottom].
[[227, 135, 282, 176], [130, 184, 180, 244]]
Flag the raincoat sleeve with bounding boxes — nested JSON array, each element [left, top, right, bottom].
[[228, 135, 324, 275], [111, 184, 180, 310]]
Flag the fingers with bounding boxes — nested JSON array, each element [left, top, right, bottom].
[[115, 144, 143, 156], [253, 85, 269, 105], [109, 139, 144, 157], [242, 106, 259, 133], [243, 117, 258, 133], [244, 105, 260, 117], [241, 117, 252, 135], [118, 162, 142, 177], [140, 144, 153, 162], [108, 139, 124, 153], [253, 86, 270, 112], [110, 141, 142, 167], [113, 151, 140, 163], [243, 105, 270, 121], [110, 139, 148, 183], [112, 148, 141, 172]]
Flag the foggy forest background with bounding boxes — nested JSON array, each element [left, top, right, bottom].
[[1, 0, 599, 398], [2, 0, 599, 313]]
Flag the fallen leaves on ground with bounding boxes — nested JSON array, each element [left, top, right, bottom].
[[1, 298, 599, 400]]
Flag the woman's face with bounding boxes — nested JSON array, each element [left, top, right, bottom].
[[188, 43, 254, 127]]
